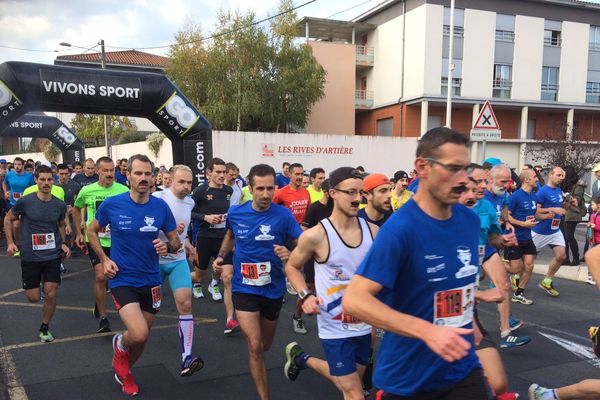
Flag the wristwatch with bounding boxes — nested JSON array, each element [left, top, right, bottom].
[[298, 288, 314, 302]]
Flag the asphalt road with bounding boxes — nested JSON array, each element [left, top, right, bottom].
[[0, 223, 598, 400]]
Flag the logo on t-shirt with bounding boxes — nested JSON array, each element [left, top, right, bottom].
[[255, 224, 275, 241], [331, 267, 349, 281], [139, 215, 158, 232], [454, 246, 478, 279]]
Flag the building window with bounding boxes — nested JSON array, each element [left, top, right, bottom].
[[441, 77, 462, 96], [495, 30, 515, 42], [544, 29, 561, 46], [443, 25, 464, 37], [541, 66, 559, 101], [377, 118, 394, 137], [493, 64, 512, 98], [591, 26, 600, 50], [587, 82, 600, 103]]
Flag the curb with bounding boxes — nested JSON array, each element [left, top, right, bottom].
[[532, 263, 591, 282]]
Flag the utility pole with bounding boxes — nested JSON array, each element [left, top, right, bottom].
[[99, 39, 111, 158], [445, 0, 455, 128]]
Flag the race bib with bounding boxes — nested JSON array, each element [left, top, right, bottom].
[[551, 218, 561, 230], [32, 233, 56, 251], [13, 192, 21, 200], [210, 214, 227, 229], [341, 311, 370, 332], [98, 224, 111, 239], [151, 285, 162, 310], [433, 283, 475, 328], [241, 261, 272, 286], [478, 245, 485, 267]]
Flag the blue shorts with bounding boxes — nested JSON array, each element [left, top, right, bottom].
[[320, 334, 371, 377], [160, 259, 192, 291]]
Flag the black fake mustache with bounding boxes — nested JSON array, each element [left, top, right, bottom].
[[452, 185, 468, 194], [351, 201, 360, 207]]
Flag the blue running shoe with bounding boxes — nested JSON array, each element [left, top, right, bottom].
[[500, 333, 530, 348], [509, 315, 524, 332]]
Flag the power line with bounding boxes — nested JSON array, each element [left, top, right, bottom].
[[105, 0, 317, 51], [0, 44, 58, 53], [327, 0, 376, 19]]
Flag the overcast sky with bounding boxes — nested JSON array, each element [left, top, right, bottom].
[[0, 0, 379, 65]]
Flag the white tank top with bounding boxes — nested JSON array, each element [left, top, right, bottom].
[[315, 217, 373, 339]]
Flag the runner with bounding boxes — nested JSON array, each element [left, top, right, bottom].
[[74, 157, 128, 333], [225, 162, 243, 207], [152, 165, 204, 376], [358, 173, 393, 227], [3, 164, 70, 342], [273, 163, 310, 334], [212, 163, 302, 400], [56, 163, 81, 251], [283, 167, 376, 400], [390, 170, 414, 211], [343, 127, 493, 399], [190, 157, 233, 303], [3, 157, 35, 256], [276, 161, 291, 189], [87, 154, 180, 397], [73, 158, 99, 187], [307, 167, 326, 204], [533, 167, 571, 297]]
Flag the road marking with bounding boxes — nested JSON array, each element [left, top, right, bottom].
[[0, 300, 211, 321], [538, 331, 600, 369], [0, 319, 215, 352], [0, 328, 28, 400], [0, 289, 24, 299]]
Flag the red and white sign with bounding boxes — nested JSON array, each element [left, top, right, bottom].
[[471, 100, 501, 140]]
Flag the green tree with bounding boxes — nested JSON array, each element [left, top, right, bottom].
[[70, 114, 138, 146]]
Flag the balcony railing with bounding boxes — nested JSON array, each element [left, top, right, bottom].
[[591, 42, 600, 51], [544, 36, 561, 46], [493, 79, 512, 98], [355, 45, 374, 65], [355, 90, 373, 109], [495, 30, 515, 42], [541, 83, 559, 101], [443, 25, 464, 37], [441, 77, 462, 96]]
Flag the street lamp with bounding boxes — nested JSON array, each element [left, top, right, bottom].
[[59, 40, 111, 158]]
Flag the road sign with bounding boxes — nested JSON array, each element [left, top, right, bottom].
[[471, 100, 501, 141]]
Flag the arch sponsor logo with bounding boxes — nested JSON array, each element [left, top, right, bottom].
[[51, 125, 77, 148], [0, 80, 23, 120], [156, 91, 199, 138]]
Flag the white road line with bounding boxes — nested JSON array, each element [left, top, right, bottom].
[[538, 331, 600, 369], [0, 329, 28, 400]]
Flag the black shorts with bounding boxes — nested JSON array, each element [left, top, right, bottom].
[[195, 236, 232, 270], [21, 258, 62, 290], [88, 245, 110, 267], [474, 311, 496, 350], [232, 292, 283, 321], [504, 240, 537, 260], [111, 285, 162, 314], [370, 368, 493, 400], [303, 260, 315, 284]]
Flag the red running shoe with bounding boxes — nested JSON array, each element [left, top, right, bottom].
[[224, 319, 241, 335], [112, 334, 130, 377], [496, 392, 519, 399], [114, 373, 139, 397]]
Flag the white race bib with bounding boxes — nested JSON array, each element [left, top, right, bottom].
[[551, 218, 561, 230], [433, 283, 475, 328], [340, 311, 370, 332], [98, 224, 111, 239], [32, 233, 56, 251], [241, 261, 272, 286]]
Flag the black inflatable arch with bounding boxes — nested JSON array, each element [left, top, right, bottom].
[[0, 61, 212, 185], [2, 112, 85, 163]]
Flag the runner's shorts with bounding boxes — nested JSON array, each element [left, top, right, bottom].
[[111, 285, 162, 314], [532, 231, 565, 249], [232, 292, 283, 321], [21, 258, 62, 290], [504, 240, 537, 260], [160, 259, 192, 291], [88, 245, 110, 267], [320, 334, 371, 376]]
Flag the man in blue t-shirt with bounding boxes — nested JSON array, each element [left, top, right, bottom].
[[213, 163, 302, 400], [344, 127, 493, 399], [3, 157, 35, 255], [275, 161, 291, 189], [533, 167, 571, 297], [87, 154, 180, 397]]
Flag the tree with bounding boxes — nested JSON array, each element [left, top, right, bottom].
[[524, 122, 600, 179], [166, 0, 326, 132], [70, 114, 138, 146], [146, 132, 166, 161]]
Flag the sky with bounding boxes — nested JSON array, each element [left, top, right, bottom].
[[0, 0, 380, 65]]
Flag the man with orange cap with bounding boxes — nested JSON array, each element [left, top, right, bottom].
[[358, 174, 393, 227]]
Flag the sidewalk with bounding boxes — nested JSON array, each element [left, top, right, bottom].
[[532, 262, 592, 282]]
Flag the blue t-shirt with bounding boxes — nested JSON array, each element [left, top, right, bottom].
[[508, 188, 537, 241], [472, 199, 502, 261], [483, 189, 508, 255], [5, 171, 35, 205], [227, 202, 302, 299], [95, 192, 177, 289], [533, 185, 564, 235], [276, 174, 290, 189], [407, 177, 420, 193], [356, 199, 480, 396], [115, 170, 128, 185]]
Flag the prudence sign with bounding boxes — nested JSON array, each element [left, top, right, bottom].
[[470, 100, 501, 141]]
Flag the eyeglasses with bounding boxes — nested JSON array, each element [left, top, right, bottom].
[[334, 188, 366, 197], [425, 158, 472, 175]]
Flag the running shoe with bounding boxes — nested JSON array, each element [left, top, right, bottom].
[[180, 355, 204, 377], [224, 319, 241, 335], [93, 304, 99, 319], [539, 280, 559, 297], [509, 315, 524, 331], [292, 317, 307, 335], [500, 333, 531, 348], [589, 326, 600, 358], [60, 263, 67, 275], [511, 293, 534, 305], [510, 274, 520, 293], [208, 282, 223, 302], [13, 250, 20, 258], [112, 334, 130, 377], [40, 290, 46, 304], [587, 275, 596, 286], [284, 341, 305, 381], [286, 279, 297, 295], [192, 284, 204, 299], [528, 383, 556, 400], [497, 392, 519, 400], [114, 373, 139, 397], [98, 316, 111, 333], [39, 330, 54, 343]]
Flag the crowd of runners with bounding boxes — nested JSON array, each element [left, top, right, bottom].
[[2, 126, 600, 399]]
